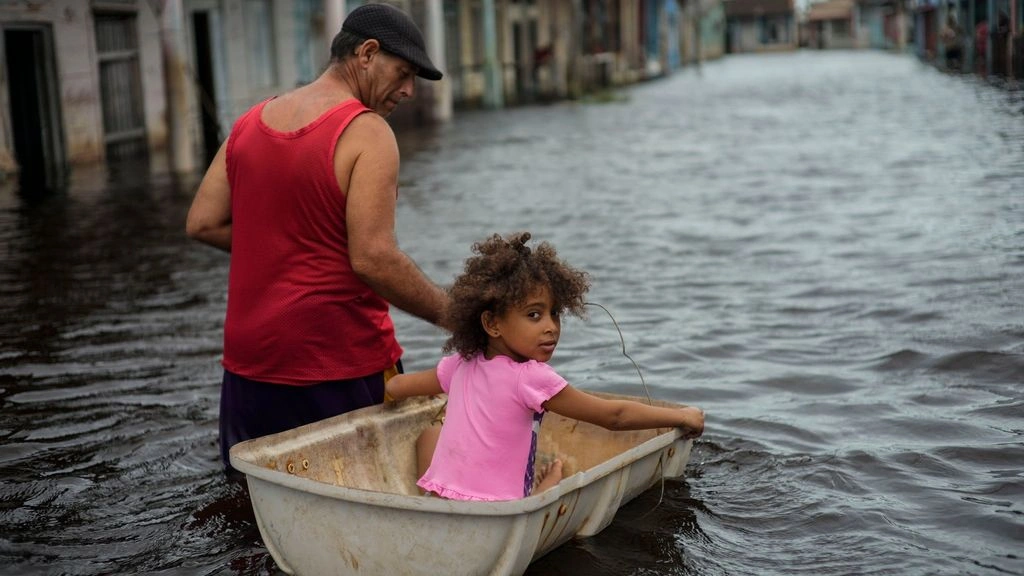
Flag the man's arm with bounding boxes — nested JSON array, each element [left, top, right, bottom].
[[186, 140, 232, 252], [341, 114, 448, 327]]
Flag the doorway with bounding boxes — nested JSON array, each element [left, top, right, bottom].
[[192, 11, 221, 164], [3, 26, 66, 192]]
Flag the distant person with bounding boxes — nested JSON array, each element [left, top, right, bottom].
[[975, 19, 989, 73], [941, 14, 962, 70], [185, 4, 449, 471], [384, 232, 705, 501]]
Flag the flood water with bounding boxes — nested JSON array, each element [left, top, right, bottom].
[[1, 51, 1022, 575]]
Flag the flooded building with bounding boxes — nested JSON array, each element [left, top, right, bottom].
[[856, 0, 907, 49], [798, 0, 905, 51], [0, 1, 166, 188], [680, 0, 728, 64], [806, 0, 860, 48], [2, 0, 730, 182], [441, 0, 572, 107], [723, 0, 798, 53], [914, 0, 1021, 77], [0, 0, 347, 184], [445, 0, 727, 106]]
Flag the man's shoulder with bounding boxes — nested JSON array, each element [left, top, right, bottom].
[[335, 111, 398, 162], [344, 110, 396, 143]]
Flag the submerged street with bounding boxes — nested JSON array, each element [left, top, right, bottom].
[[1, 50, 1022, 575]]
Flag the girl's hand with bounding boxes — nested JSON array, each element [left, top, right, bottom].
[[678, 406, 705, 439]]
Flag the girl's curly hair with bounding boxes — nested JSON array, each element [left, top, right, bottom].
[[443, 232, 590, 359]]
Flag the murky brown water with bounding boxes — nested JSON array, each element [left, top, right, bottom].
[[2, 51, 1023, 575]]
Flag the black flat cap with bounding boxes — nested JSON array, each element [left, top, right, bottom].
[[343, 3, 443, 81]]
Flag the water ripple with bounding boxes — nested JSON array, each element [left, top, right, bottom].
[[1, 51, 1022, 575]]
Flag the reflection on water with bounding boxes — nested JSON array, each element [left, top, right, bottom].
[[1, 51, 1022, 575]]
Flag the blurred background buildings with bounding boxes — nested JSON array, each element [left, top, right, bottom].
[[0, 0, 1020, 186]]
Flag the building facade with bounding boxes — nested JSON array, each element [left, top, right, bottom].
[[806, 0, 860, 48], [723, 0, 798, 53], [916, 0, 1022, 76], [2, 0, 726, 184], [1, 0, 166, 188], [0, 0, 349, 184]]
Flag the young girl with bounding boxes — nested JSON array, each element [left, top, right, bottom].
[[385, 232, 705, 501]]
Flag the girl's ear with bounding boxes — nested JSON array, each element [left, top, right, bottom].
[[480, 311, 500, 337]]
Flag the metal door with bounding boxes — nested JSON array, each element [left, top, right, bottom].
[[95, 12, 148, 161]]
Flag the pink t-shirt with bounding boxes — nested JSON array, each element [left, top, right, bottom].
[[417, 353, 568, 501]]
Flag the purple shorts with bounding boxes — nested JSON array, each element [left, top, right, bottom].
[[219, 362, 402, 470]]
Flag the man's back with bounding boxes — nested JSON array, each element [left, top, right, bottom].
[[224, 97, 402, 384]]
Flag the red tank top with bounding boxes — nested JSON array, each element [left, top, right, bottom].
[[222, 98, 402, 384]]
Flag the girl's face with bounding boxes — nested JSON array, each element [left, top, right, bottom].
[[482, 285, 561, 363]]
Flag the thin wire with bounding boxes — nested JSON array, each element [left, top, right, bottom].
[[583, 302, 653, 405], [583, 301, 665, 514]]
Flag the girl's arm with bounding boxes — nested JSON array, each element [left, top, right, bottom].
[[384, 368, 443, 402], [543, 385, 704, 437]]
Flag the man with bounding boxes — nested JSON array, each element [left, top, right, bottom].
[[186, 4, 448, 470]]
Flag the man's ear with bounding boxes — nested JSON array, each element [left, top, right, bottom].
[[480, 311, 500, 337], [355, 39, 381, 65]]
